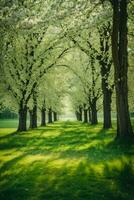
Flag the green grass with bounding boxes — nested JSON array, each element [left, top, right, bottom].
[[0, 119, 18, 128], [0, 121, 134, 200]]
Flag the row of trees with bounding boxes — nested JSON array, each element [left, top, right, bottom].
[[64, 22, 113, 129], [0, 28, 69, 130], [0, 0, 134, 139], [62, 0, 134, 138]]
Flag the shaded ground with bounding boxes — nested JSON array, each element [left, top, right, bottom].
[[0, 121, 134, 200]]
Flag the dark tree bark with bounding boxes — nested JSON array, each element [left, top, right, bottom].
[[98, 23, 113, 129], [90, 99, 98, 125], [48, 107, 53, 123], [18, 104, 27, 131], [112, 0, 133, 138], [53, 111, 58, 121], [29, 92, 38, 129], [83, 104, 88, 123], [29, 110, 33, 129], [41, 99, 46, 126], [29, 105, 37, 129], [41, 108, 46, 126], [88, 58, 99, 125], [88, 107, 92, 124], [78, 106, 83, 121], [103, 86, 112, 128], [32, 104, 37, 128], [101, 62, 112, 129]]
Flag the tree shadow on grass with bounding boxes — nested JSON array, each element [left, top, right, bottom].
[[0, 131, 18, 140], [0, 156, 134, 200], [0, 121, 134, 200]]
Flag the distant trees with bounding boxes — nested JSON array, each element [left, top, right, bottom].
[[38, 68, 66, 125], [86, 23, 114, 129], [63, 24, 112, 126], [63, 48, 101, 125], [0, 0, 133, 139], [61, 0, 134, 138]]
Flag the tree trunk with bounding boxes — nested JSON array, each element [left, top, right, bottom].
[[79, 106, 83, 121], [48, 108, 53, 123], [101, 75, 112, 128], [84, 109, 88, 123], [112, 0, 133, 138], [29, 110, 33, 129], [83, 105, 88, 123], [18, 105, 27, 131], [103, 88, 112, 129], [98, 23, 112, 129], [117, 113, 119, 137], [41, 108, 46, 126], [91, 101, 98, 125], [29, 92, 38, 129], [88, 108, 92, 124], [53, 111, 57, 121], [32, 104, 37, 128], [29, 104, 37, 129]]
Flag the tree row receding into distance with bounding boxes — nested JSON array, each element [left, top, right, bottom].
[[0, 0, 134, 140]]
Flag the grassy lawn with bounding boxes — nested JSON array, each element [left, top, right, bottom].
[[0, 119, 18, 128], [0, 119, 30, 129], [0, 121, 134, 200]]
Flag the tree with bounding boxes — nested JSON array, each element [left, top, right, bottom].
[[38, 66, 68, 124], [29, 89, 38, 129], [86, 23, 114, 128], [62, 48, 101, 124], [64, 33, 102, 124], [98, 23, 113, 129], [40, 98, 47, 126], [1, 29, 70, 131], [111, 0, 133, 138]]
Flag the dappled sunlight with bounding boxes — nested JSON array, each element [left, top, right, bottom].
[[105, 157, 130, 172], [0, 128, 17, 138], [0, 150, 23, 168], [49, 157, 84, 170], [0, 121, 134, 200], [17, 154, 49, 166], [0, 128, 16, 135]]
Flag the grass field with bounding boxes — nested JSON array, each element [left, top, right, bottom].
[[0, 119, 18, 128], [0, 121, 134, 200]]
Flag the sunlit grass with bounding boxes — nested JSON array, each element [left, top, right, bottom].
[[0, 121, 134, 200]]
